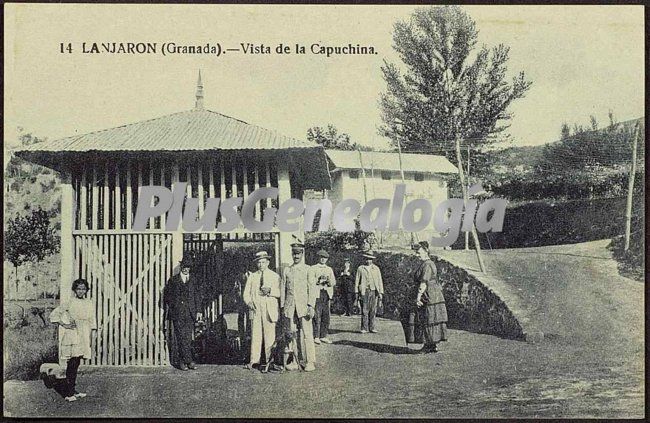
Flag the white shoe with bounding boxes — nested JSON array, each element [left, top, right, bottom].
[[360, 330, 368, 334], [313, 338, 321, 345], [285, 361, 299, 371], [74, 392, 87, 398], [303, 363, 315, 372], [320, 337, 332, 344], [65, 396, 77, 402]]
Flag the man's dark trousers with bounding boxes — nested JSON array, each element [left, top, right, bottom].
[[313, 290, 331, 339]]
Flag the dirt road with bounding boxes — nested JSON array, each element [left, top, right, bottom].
[[4, 241, 644, 418]]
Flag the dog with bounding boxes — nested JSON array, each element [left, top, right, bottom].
[[260, 326, 301, 373]]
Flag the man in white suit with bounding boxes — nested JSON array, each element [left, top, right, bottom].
[[280, 241, 317, 372], [243, 251, 281, 369]]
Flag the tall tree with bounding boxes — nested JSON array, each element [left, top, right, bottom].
[[5, 208, 59, 296], [379, 5, 532, 162], [379, 6, 531, 271], [307, 124, 370, 151]]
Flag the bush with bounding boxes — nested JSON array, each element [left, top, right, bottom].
[[451, 196, 634, 249], [609, 183, 645, 281], [323, 249, 524, 339]]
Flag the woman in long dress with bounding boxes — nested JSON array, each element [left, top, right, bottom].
[[49, 278, 97, 401], [413, 241, 448, 353]]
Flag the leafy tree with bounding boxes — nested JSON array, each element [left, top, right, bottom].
[[5, 208, 59, 295], [590, 115, 599, 131], [306, 124, 370, 151], [379, 5, 532, 164], [561, 123, 571, 140]]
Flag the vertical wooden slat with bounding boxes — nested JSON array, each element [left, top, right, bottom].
[[126, 164, 132, 230], [153, 234, 160, 365], [149, 164, 155, 230], [253, 160, 260, 219], [80, 167, 88, 230], [219, 157, 226, 223], [144, 233, 150, 364], [163, 235, 171, 364], [112, 235, 118, 365], [129, 234, 135, 365], [160, 163, 166, 230], [91, 165, 98, 230], [133, 234, 144, 366], [112, 235, 119, 365], [106, 234, 114, 365], [120, 234, 126, 365], [100, 236, 107, 365], [115, 164, 121, 230], [198, 165, 204, 219], [103, 163, 110, 230], [103, 235, 109, 365], [138, 162, 144, 230], [242, 162, 248, 208], [186, 166, 192, 199]]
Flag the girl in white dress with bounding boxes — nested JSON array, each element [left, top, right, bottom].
[[50, 279, 97, 402]]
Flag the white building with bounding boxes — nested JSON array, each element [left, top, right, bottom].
[[325, 149, 457, 207], [322, 150, 458, 247]]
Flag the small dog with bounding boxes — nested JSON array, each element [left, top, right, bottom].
[[260, 327, 301, 373]]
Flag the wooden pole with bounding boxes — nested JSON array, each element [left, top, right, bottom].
[[455, 134, 486, 273], [624, 123, 639, 251], [357, 147, 368, 204], [465, 144, 470, 250], [396, 137, 415, 245]]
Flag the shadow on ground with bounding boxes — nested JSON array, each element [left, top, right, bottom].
[[333, 339, 414, 355]]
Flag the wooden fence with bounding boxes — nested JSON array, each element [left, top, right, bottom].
[[74, 233, 173, 366]]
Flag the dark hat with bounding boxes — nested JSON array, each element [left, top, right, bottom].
[[362, 251, 376, 259], [254, 251, 271, 262], [412, 241, 430, 252], [179, 256, 193, 268], [317, 250, 329, 258]]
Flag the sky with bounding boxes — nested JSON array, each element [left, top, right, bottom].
[[3, 4, 645, 151]]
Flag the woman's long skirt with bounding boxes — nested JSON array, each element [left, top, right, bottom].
[[423, 302, 448, 344]]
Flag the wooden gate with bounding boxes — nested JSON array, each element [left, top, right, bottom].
[[74, 233, 173, 366]]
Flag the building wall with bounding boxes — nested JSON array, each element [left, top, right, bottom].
[[333, 169, 449, 209]]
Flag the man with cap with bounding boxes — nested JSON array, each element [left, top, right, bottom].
[[355, 251, 384, 334], [280, 240, 317, 371], [339, 257, 356, 317], [243, 251, 281, 370], [311, 250, 337, 344], [163, 256, 202, 370]]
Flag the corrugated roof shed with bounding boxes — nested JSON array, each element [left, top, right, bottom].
[[18, 108, 317, 153], [325, 150, 457, 174]]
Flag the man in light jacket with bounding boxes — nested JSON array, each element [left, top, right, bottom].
[[280, 241, 317, 371], [243, 251, 281, 369], [355, 252, 384, 334]]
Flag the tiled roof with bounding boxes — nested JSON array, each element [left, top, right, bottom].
[[325, 149, 458, 174], [18, 108, 318, 153]]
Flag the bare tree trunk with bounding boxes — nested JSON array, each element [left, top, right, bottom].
[[455, 135, 486, 273]]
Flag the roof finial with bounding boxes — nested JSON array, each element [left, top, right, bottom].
[[195, 70, 204, 110]]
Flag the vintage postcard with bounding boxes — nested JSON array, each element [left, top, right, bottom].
[[3, 4, 645, 419]]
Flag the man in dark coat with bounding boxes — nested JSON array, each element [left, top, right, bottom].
[[163, 256, 202, 370], [339, 257, 356, 316]]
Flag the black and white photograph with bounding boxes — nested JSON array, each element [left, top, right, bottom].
[[3, 4, 645, 418]]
